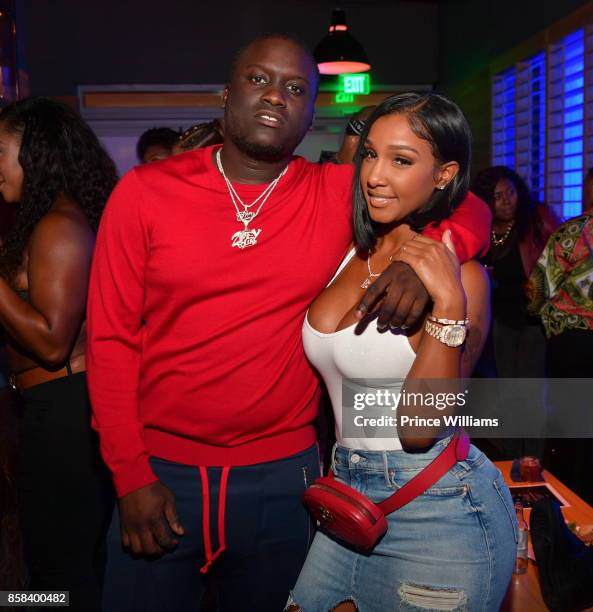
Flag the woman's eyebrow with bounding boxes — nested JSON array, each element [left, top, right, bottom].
[[364, 139, 419, 155], [385, 144, 419, 154]]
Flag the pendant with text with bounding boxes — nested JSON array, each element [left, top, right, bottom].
[[231, 228, 262, 249], [236, 210, 256, 224]]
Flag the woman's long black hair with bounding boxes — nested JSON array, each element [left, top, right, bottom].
[[0, 97, 118, 283], [353, 92, 472, 251]]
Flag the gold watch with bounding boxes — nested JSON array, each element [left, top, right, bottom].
[[424, 318, 467, 347]]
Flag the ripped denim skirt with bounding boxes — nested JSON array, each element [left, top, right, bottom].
[[288, 438, 517, 612]]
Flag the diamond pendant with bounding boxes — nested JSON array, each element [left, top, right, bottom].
[[361, 277, 372, 289], [236, 210, 256, 224], [231, 228, 262, 249]]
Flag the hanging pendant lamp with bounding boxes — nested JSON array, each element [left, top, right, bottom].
[[313, 8, 371, 75]]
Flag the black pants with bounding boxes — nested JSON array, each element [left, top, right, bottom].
[[544, 329, 593, 505], [546, 328, 593, 378], [17, 373, 114, 611], [102, 444, 320, 612], [492, 318, 547, 379], [491, 318, 547, 459]]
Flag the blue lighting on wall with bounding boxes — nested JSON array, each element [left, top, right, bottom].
[[560, 29, 584, 219], [493, 51, 546, 203], [492, 29, 587, 219], [492, 67, 516, 168], [528, 51, 546, 203]]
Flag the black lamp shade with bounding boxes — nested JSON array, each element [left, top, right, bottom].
[[314, 9, 371, 75]]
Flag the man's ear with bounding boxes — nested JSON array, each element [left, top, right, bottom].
[[436, 161, 460, 189], [222, 86, 229, 109]]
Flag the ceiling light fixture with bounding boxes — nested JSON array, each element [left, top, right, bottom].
[[314, 8, 371, 76]]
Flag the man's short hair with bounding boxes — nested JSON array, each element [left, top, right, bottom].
[[136, 127, 180, 162]]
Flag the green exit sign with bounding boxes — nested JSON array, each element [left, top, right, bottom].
[[339, 73, 371, 95]]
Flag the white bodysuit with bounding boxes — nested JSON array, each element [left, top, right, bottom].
[[302, 248, 417, 451]]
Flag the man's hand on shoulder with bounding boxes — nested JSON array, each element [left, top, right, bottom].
[[356, 261, 430, 331], [119, 480, 185, 556]]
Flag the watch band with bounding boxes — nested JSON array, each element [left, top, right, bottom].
[[425, 320, 447, 343], [427, 314, 469, 326]]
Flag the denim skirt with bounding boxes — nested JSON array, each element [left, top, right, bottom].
[[289, 438, 517, 611]]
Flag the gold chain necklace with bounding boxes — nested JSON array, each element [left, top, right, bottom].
[[491, 221, 514, 247], [361, 251, 380, 289], [361, 234, 419, 288], [215, 148, 287, 249]]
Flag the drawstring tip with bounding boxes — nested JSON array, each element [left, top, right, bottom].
[[199, 545, 226, 574]]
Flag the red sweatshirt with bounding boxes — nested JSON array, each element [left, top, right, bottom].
[[87, 145, 491, 498]]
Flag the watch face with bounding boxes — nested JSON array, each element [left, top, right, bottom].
[[443, 325, 466, 347]]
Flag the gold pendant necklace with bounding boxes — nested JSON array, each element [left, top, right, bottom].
[[361, 251, 380, 289], [491, 221, 514, 247], [215, 148, 287, 249]]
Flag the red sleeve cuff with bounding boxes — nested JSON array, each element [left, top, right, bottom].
[[112, 456, 159, 498], [422, 192, 492, 263]]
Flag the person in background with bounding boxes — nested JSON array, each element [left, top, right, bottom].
[[318, 105, 375, 164], [583, 166, 593, 212], [0, 193, 23, 595], [472, 166, 559, 378], [0, 97, 117, 611], [172, 118, 224, 155], [528, 208, 593, 503], [136, 126, 180, 163], [0, 375, 24, 593], [472, 166, 558, 459]]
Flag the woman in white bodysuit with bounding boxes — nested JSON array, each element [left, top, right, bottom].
[[287, 92, 517, 612]]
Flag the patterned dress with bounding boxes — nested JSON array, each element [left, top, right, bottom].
[[528, 211, 593, 337]]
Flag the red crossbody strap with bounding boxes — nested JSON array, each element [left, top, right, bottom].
[[376, 428, 470, 515]]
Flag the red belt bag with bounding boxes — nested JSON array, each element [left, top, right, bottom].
[[302, 429, 470, 550]]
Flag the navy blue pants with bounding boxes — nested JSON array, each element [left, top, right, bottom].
[[102, 444, 320, 612]]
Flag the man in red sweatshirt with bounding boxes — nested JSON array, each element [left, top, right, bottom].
[[87, 35, 491, 612]]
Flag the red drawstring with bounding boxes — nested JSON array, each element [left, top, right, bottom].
[[199, 466, 230, 574], [199, 466, 212, 568], [217, 467, 230, 548]]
